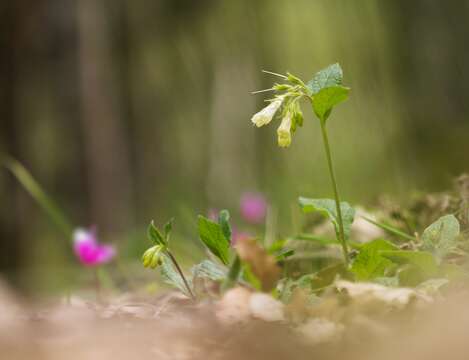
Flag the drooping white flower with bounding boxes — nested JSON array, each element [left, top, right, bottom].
[[251, 98, 283, 127], [277, 113, 292, 147]]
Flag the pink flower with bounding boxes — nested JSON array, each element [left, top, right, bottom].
[[231, 229, 251, 246], [73, 228, 116, 266], [240, 192, 267, 224]]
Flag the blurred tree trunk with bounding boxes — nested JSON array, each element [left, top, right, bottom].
[[0, 1, 44, 279], [77, 0, 133, 237]]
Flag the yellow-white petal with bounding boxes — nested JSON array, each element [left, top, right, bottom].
[[251, 98, 283, 127], [277, 114, 292, 147]]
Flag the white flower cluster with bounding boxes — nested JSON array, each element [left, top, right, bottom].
[[250, 72, 308, 148]]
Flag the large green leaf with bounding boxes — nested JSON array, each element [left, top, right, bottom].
[[380, 250, 439, 278], [306, 63, 343, 95], [422, 214, 460, 259], [351, 239, 398, 281], [299, 197, 355, 239], [198, 215, 230, 265], [312, 86, 350, 123]]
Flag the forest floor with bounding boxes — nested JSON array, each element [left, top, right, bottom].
[[1, 279, 469, 360]]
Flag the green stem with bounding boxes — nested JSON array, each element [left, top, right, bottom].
[[1, 155, 73, 237], [94, 268, 102, 303], [318, 121, 349, 266], [166, 250, 195, 300]]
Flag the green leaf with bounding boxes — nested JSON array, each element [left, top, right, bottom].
[[422, 214, 460, 258], [282, 263, 348, 298], [307, 63, 343, 95], [397, 264, 427, 287], [280, 277, 321, 304], [380, 250, 439, 278], [163, 218, 174, 239], [274, 248, 295, 261], [310, 262, 349, 290], [218, 209, 232, 242], [197, 215, 230, 265], [299, 197, 355, 239], [191, 259, 227, 281], [312, 86, 349, 123], [351, 239, 398, 281], [268, 239, 288, 253], [160, 255, 192, 297], [148, 221, 167, 246]]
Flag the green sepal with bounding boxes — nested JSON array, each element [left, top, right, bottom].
[[148, 221, 167, 246]]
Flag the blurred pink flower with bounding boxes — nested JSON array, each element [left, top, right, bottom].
[[231, 229, 251, 246], [73, 228, 116, 266], [240, 192, 267, 224]]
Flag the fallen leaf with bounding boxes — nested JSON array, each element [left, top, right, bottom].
[[235, 237, 281, 291]]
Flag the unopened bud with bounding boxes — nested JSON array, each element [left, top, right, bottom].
[[277, 114, 292, 147], [142, 245, 164, 269]]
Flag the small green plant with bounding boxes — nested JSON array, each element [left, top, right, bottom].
[[140, 66, 469, 301], [142, 219, 195, 299], [251, 63, 353, 265], [143, 209, 289, 298]]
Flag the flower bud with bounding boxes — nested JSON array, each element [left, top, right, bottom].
[[142, 245, 164, 269], [277, 113, 292, 147], [251, 97, 284, 127], [273, 83, 291, 91], [286, 72, 304, 86]]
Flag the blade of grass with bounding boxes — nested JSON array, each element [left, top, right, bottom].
[[362, 216, 415, 241], [1, 155, 73, 237], [294, 233, 340, 246], [293, 233, 362, 249]]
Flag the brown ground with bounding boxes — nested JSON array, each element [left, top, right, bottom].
[[1, 281, 469, 360]]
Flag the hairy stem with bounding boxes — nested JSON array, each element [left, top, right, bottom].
[[166, 251, 195, 300], [318, 121, 349, 266]]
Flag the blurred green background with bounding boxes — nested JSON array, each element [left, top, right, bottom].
[[1, 0, 469, 291]]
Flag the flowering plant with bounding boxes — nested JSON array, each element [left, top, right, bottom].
[[252, 64, 353, 265]]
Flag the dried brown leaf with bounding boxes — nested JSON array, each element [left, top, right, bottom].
[[235, 237, 281, 291]]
